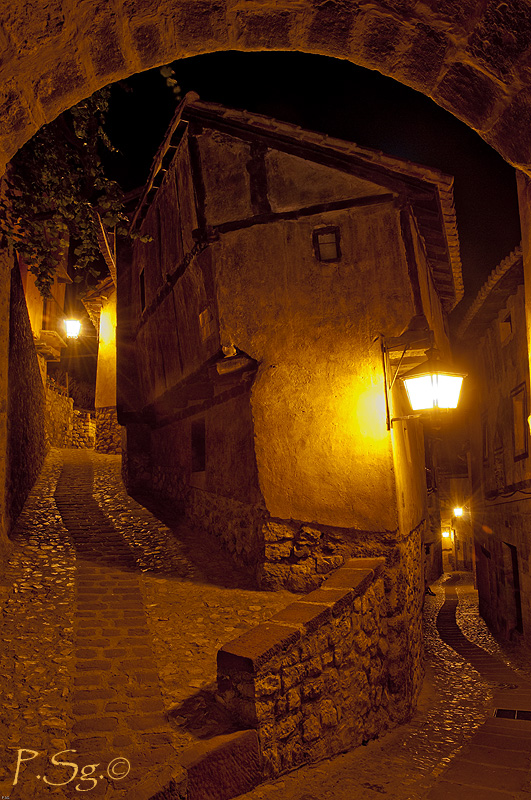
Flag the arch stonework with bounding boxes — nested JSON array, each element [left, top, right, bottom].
[[1, 0, 531, 174]]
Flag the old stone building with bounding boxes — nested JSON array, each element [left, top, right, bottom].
[[117, 95, 463, 743], [457, 246, 531, 644]]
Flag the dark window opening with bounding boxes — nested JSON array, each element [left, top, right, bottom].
[[511, 383, 528, 461], [139, 269, 145, 312], [500, 312, 512, 344], [191, 418, 206, 473], [313, 226, 341, 262]]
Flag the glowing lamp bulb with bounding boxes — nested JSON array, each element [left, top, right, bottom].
[[401, 349, 466, 412], [453, 507, 463, 517], [65, 319, 81, 338], [442, 529, 451, 538]]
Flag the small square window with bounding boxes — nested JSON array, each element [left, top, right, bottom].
[[499, 312, 512, 343], [313, 227, 341, 262]]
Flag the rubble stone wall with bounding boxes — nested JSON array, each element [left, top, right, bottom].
[[5, 264, 46, 533], [217, 556, 413, 777], [45, 384, 73, 448], [72, 409, 95, 449], [95, 405, 121, 454]]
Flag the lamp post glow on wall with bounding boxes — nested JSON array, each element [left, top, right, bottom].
[[65, 319, 81, 338]]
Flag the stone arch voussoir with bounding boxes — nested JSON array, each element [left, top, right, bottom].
[[1, 0, 531, 175]]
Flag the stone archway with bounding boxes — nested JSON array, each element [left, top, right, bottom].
[[1, 0, 531, 175]]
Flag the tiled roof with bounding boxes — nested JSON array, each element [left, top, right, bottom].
[[456, 245, 523, 341]]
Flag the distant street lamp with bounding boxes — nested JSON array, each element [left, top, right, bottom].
[[65, 319, 81, 338], [401, 349, 466, 412], [453, 506, 464, 517]]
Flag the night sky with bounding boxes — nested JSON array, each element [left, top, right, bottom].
[[104, 50, 522, 324]]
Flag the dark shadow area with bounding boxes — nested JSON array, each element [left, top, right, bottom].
[[131, 491, 259, 591], [167, 684, 241, 741]]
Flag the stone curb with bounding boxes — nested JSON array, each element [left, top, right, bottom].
[[138, 730, 261, 800]]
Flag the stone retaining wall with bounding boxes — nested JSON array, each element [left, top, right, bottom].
[[95, 405, 121, 454], [45, 383, 73, 448], [217, 556, 403, 777], [72, 409, 95, 449]]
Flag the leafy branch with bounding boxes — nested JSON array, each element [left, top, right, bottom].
[[0, 87, 145, 297]]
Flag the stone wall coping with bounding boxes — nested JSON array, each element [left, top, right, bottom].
[[218, 623, 301, 673], [217, 557, 385, 676]]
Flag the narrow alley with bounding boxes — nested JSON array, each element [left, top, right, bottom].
[[1, 448, 531, 800]]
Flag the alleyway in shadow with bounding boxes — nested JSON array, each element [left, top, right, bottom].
[[1, 449, 531, 799]]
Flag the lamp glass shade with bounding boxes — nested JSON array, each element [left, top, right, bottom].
[[403, 372, 464, 411], [65, 319, 81, 338], [400, 349, 465, 412]]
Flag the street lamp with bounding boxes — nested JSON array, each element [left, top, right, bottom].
[[453, 506, 464, 517], [65, 319, 81, 338], [401, 349, 466, 412]]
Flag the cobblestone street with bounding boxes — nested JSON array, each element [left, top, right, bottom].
[[0, 449, 296, 798], [1, 448, 531, 799]]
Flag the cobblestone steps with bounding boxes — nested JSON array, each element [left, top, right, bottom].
[[0, 449, 296, 800]]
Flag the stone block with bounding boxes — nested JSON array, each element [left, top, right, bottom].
[[180, 729, 262, 800], [397, 22, 449, 89], [234, 10, 294, 49], [255, 672, 281, 698], [286, 570, 322, 593], [36, 59, 87, 115], [271, 601, 331, 632], [316, 554, 344, 573], [265, 541, 292, 561], [307, 1, 360, 53], [487, 88, 531, 165], [277, 712, 302, 740], [434, 62, 500, 129], [323, 567, 373, 593], [296, 526, 322, 545], [301, 677, 324, 700], [176, 0, 228, 48], [257, 562, 291, 590], [281, 663, 306, 691], [320, 698, 339, 728], [286, 687, 302, 712], [304, 584, 353, 610], [359, 11, 401, 69], [218, 623, 300, 674], [263, 521, 296, 542], [302, 714, 321, 742], [469, 0, 531, 78], [132, 23, 164, 67]]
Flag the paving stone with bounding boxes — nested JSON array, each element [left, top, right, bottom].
[[11, 451, 531, 800]]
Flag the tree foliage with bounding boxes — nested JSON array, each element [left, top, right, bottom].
[[0, 88, 140, 297]]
